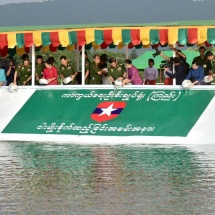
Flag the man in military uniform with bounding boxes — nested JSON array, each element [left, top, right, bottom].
[[193, 46, 207, 75], [108, 57, 127, 84], [59, 56, 78, 85], [14, 55, 32, 86], [89, 55, 102, 85], [35, 55, 45, 85]]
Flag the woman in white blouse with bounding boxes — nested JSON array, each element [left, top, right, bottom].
[[144, 58, 158, 85]]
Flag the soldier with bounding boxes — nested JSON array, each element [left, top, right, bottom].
[[193, 46, 207, 75], [14, 55, 32, 86], [108, 57, 127, 84], [89, 54, 102, 85], [35, 55, 45, 85], [59, 56, 78, 85]]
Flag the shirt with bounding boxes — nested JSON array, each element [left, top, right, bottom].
[[185, 66, 204, 82], [144, 67, 158, 81], [128, 66, 143, 85], [0, 68, 6, 82]]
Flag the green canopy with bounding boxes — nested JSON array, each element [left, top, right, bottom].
[[133, 50, 201, 69]]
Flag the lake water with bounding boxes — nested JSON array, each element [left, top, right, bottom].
[[0, 142, 215, 215]]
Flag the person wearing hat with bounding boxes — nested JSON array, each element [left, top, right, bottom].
[[144, 58, 158, 85], [35, 55, 45, 85], [89, 55, 103, 85], [59, 56, 78, 85], [14, 56, 32, 86], [107, 57, 127, 84]]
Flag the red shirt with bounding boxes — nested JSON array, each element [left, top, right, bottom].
[[43, 66, 58, 85]]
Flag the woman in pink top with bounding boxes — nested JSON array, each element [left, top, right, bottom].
[[42, 58, 58, 85], [122, 59, 143, 86]]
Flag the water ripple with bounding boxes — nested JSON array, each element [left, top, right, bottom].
[[0, 142, 215, 215]]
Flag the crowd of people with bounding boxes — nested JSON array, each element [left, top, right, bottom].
[[0, 47, 214, 87]]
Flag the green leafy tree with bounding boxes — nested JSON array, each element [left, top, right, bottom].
[[129, 49, 138, 60]]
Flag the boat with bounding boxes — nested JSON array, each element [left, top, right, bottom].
[[1, 20, 215, 144]]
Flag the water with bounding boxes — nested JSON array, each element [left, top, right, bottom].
[[0, 142, 215, 215]]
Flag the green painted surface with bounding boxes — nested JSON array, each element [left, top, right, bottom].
[[2, 89, 214, 136]]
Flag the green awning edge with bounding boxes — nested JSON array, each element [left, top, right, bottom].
[[1, 20, 215, 33]]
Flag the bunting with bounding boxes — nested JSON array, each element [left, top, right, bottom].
[[0, 25, 215, 57]]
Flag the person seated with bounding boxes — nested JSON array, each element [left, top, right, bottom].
[[107, 57, 127, 85], [144, 58, 158, 85], [122, 59, 143, 86], [42, 58, 58, 85], [184, 61, 204, 86]]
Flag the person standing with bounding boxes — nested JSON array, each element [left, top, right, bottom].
[[80, 51, 91, 85], [6, 59, 16, 86], [14, 56, 32, 86], [35, 55, 45, 85], [89, 55, 102, 85], [59, 56, 78, 85], [204, 51, 214, 76], [108, 57, 127, 84], [184, 61, 204, 86], [42, 58, 58, 85], [163, 66, 173, 85], [144, 58, 158, 85], [165, 57, 187, 85], [0, 63, 6, 87], [122, 59, 143, 86], [193, 46, 206, 69]]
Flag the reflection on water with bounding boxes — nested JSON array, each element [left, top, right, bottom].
[[0, 142, 215, 215]]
